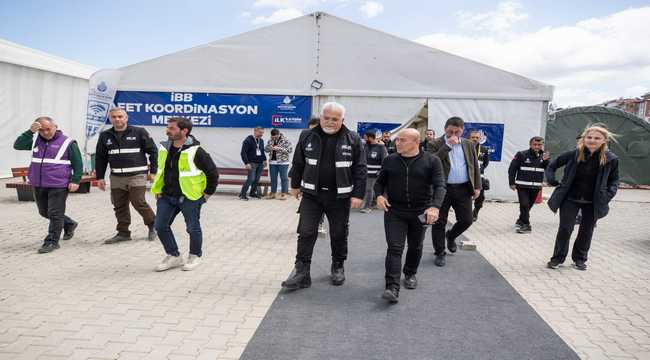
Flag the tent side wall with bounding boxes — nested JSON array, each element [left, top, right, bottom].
[[1, 61, 88, 178], [428, 98, 548, 201]]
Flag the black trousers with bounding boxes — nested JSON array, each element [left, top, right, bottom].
[[516, 187, 540, 225], [431, 183, 474, 256], [551, 200, 596, 264], [33, 187, 76, 242], [384, 208, 426, 289], [296, 192, 350, 264]]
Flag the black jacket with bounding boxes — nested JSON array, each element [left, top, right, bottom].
[[508, 148, 549, 189], [384, 139, 397, 154], [290, 125, 367, 199], [476, 144, 490, 174], [95, 125, 157, 179], [546, 149, 619, 219], [374, 152, 447, 211], [365, 143, 388, 178], [240, 135, 266, 164], [160, 135, 220, 196]]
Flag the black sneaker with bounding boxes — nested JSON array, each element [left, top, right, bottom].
[[249, 194, 262, 199], [104, 233, 132, 244], [516, 224, 532, 234], [403, 274, 417, 289], [516, 219, 524, 228], [547, 261, 560, 269], [382, 287, 399, 303], [62, 221, 78, 240], [238, 195, 249, 201], [434, 255, 446, 267], [38, 241, 60, 254], [573, 262, 587, 271]]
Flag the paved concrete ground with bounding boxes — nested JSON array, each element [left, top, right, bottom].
[[0, 182, 298, 360], [241, 211, 579, 360], [466, 189, 650, 360], [0, 181, 648, 360]]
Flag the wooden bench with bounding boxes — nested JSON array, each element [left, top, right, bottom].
[[218, 167, 271, 195], [6, 167, 95, 201]]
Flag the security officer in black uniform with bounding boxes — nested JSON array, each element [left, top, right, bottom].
[[96, 107, 158, 243], [468, 130, 490, 221], [381, 131, 397, 154], [281, 102, 367, 290], [508, 136, 550, 233]]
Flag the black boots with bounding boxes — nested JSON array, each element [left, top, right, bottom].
[[281, 261, 312, 290], [331, 261, 345, 286]]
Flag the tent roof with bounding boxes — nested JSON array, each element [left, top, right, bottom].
[[118, 12, 553, 101], [0, 38, 96, 79], [551, 106, 650, 131]]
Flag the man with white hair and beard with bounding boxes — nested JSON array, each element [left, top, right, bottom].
[[281, 102, 367, 290]]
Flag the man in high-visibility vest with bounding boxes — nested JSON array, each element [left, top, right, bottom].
[[151, 117, 219, 272], [508, 136, 550, 234]]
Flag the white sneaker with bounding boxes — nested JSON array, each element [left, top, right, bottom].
[[155, 255, 184, 272], [182, 254, 201, 271]]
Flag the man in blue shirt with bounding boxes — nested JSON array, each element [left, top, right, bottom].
[[429, 117, 481, 267]]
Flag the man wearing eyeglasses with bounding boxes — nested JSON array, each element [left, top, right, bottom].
[[281, 102, 367, 290]]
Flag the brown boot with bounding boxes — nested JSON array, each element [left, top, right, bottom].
[[264, 192, 276, 199]]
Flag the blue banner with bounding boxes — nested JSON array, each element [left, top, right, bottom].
[[356, 122, 402, 137], [113, 91, 312, 129], [463, 122, 505, 161]]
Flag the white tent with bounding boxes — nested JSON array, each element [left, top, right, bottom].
[[116, 12, 553, 200], [1, 38, 96, 177]]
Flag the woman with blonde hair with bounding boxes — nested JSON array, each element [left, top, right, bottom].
[[545, 125, 620, 271]]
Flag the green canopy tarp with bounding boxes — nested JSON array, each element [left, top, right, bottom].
[[546, 106, 650, 186]]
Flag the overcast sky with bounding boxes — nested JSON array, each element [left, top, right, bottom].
[[1, 0, 648, 107]]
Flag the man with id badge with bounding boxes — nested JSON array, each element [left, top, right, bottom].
[[374, 129, 446, 303], [239, 126, 267, 200]]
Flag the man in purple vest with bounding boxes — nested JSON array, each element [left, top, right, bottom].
[[13, 117, 83, 253]]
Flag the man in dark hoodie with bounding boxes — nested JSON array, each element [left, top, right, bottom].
[[151, 117, 219, 272], [239, 126, 267, 200]]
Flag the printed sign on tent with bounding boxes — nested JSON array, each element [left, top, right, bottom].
[[356, 122, 402, 137], [114, 91, 312, 129], [463, 122, 505, 161]]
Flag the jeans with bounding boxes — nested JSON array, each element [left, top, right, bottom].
[[33, 187, 75, 242], [431, 183, 474, 256], [295, 192, 351, 264], [154, 195, 205, 257], [516, 187, 540, 225], [269, 164, 289, 193], [551, 200, 596, 264], [110, 174, 155, 235], [362, 177, 377, 210], [240, 162, 264, 197], [384, 208, 426, 289]]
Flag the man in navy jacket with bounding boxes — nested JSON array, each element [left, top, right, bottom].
[[239, 126, 267, 200]]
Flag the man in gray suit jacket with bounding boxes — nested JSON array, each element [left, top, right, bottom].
[[429, 117, 481, 267]]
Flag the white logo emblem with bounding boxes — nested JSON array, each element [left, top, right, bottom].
[[306, 142, 313, 151], [106, 139, 112, 145]]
